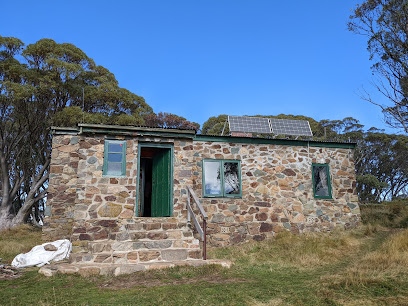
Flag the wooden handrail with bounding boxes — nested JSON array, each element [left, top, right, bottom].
[[186, 186, 208, 260]]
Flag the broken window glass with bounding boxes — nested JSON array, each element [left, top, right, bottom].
[[224, 162, 240, 195], [313, 164, 331, 198]]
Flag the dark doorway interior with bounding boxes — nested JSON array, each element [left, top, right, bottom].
[[139, 147, 171, 217]]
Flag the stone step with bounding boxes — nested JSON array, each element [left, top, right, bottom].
[[71, 220, 192, 242], [70, 248, 203, 264], [84, 238, 200, 253], [126, 228, 194, 240], [39, 259, 233, 277], [125, 221, 190, 232], [70, 219, 204, 266]]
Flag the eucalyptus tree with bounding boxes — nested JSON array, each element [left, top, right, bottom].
[[349, 0, 408, 133], [0, 36, 152, 228], [143, 112, 200, 131]]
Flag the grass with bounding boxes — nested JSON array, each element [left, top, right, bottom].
[[360, 200, 408, 228], [0, 225, 42, 263], [1, 204, 408, 305]]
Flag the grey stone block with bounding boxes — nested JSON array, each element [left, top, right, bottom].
[[112, 242, 134, 251], [87, 156, 98, 164], [133, 242, 145, 249], [70, 137, 79, 145], [145, 241, 172, 249], [161, 249, 188, 261], [114, 265, 146, 276]]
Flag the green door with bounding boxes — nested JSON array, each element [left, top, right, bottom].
[[151, 149, 171, 217]]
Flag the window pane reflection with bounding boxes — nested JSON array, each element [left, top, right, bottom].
[[108, 153, 122, 162], [109, 143, 123, 152], [224, 162, 240, 194], [108, 163, 122, 174], [204, 162, 221, 195]]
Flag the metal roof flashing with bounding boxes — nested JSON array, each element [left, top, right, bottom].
[[194, 134, 356, 149], [51, 124, 197, 138], [51, 124, 356, 149]]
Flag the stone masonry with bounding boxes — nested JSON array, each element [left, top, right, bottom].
[[189, 141, 360, 246], [43, 125, 360, 265]]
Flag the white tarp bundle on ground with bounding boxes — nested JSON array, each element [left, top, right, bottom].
[[11, 239, 72, 268]]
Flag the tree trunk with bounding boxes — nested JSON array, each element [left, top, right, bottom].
[[0, 158, 49, 231]]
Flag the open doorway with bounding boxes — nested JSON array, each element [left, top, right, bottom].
[[137, 145, 173, 217]]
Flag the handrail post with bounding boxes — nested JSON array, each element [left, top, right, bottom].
[[203, 219, 207, 260], [187, 189, 191, 225], [186, 185, 208, 260]]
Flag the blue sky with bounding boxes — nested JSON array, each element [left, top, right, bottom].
[[2, 0, 392, 131]]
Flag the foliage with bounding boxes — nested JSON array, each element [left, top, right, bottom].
[[0, 36, 153, 227], [349, 0, 408, 134], [201, 115, 228, 135], [356, 132, 408, 201], [143, 112, 200, 131], [357, 174, 388, 202]]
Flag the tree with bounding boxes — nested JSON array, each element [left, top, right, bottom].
[[0, 36, 152, 229], [143, 112, 200, 131], [348, 0, 408, 133], [201, 115, 228, 135], [356, 131, 408, 202]]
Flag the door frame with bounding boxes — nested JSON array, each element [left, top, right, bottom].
[[136, 143, 174, 217]]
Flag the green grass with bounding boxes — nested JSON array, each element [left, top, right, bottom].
[[2, 207, 408, 305]]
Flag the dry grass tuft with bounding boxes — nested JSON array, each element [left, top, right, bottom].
[[323, 228, 408, 290], [211, 228, 363, 269], [360, 201, 408, 228], [360, 229, 408, 270], [0, 224, 42, 263]]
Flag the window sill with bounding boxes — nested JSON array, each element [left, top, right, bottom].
[[203, 195, 242, 199], [102, 174, 127, 178]]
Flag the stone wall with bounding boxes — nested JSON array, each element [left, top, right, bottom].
[[44, 131, 360, 254], [43, 135, 79, 241], [187, 141, 360, 246]]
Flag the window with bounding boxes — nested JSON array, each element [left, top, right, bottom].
[[103, 140, 127, 176], [312, 163, 332, 199], [202, 159, 241, 197]]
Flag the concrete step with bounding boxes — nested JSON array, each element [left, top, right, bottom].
[[39, 259, 233, 277]]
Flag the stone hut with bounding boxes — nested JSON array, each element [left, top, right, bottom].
[[43, 123, 360, 267]]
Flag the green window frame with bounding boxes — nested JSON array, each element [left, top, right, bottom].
[[202, 159, 242, 198], [312, 163, 332, 199], [103, 140, 127, 177]]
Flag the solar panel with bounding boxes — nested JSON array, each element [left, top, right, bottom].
[[228, 116, 270, 134], [228, 115, 313, 137], [269, 118, 313, 137]]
